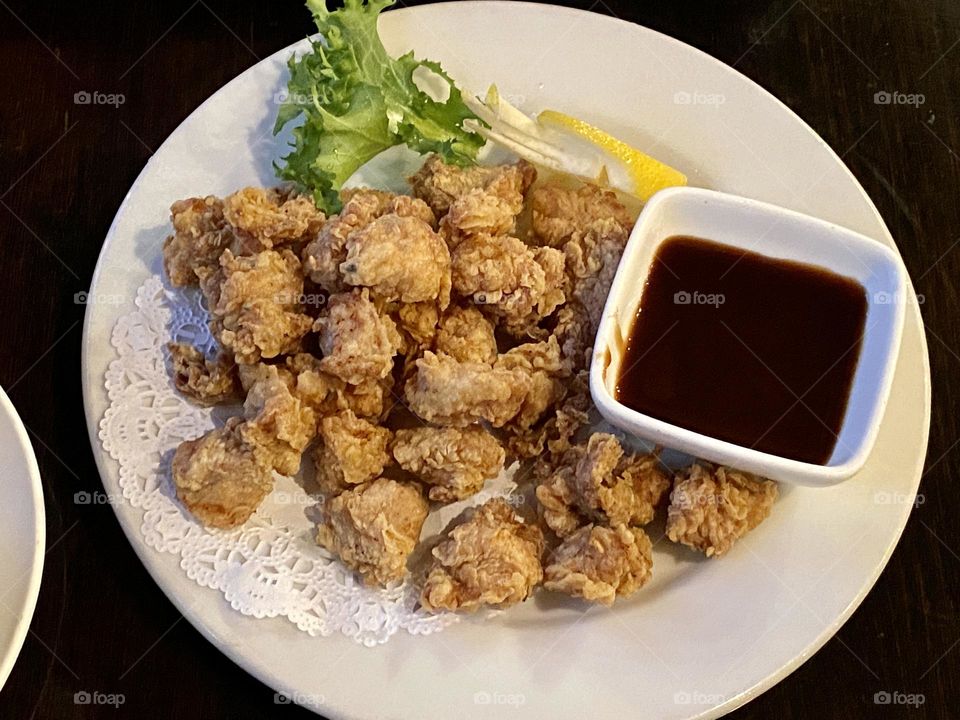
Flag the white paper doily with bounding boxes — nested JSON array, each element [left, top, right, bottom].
[[98, 275, 521, 646]]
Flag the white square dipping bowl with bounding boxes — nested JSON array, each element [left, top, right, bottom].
[[590, 186, 909, 486]]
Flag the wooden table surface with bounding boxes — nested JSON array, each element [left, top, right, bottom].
[[0, 0, 956, 717]]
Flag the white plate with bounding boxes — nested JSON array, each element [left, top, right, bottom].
[[81, 3, 931, 718], [0, 386, 45, 689]]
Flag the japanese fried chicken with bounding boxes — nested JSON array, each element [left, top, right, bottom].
[[162, 155, 778, 609]]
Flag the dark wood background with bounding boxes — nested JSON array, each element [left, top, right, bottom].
[[0, 0, 956, 717]]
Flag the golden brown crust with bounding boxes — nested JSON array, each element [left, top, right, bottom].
[[392, 426, 505, 503], [420, 498, 544, 612], [210, 249, 313, 364], [404, 351, 532, 427], [171, 418, 274, 529], [666, 464, 778, 557], [433, 305, 498, 364], [531, 182, 633, 247], [167, 342, 240, 405], [536, 433, 669, 537], [315, 289, 403, 385], [316, 478, 429, 586], [450, 234, 565, 336], [314, 410, 393, 494], [543, 524, 653, 605]]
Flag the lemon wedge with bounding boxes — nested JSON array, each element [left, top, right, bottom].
[[537, 110, 687, 201], [463, 86, 686, 201]]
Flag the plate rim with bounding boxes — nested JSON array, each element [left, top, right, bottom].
[[0, 385, 46, 690], [80, 3, 932, 718]]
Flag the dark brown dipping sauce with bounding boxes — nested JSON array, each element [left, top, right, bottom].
[[616, 236, 868, 465]]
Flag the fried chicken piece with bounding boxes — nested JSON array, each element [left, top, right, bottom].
[[543, 524, 653, 606], [666, 464, 778, 558], [551, 301, 595, 375], [451, 234, 565, 336], [433, 305, 498, 364], [302, 189, 436, 292], [563, 218, 629, 331], [222, 186, 325, 248], [531, 182, 633, 247], [439, 161, 538, 245], [395, 301, 441, 351], [313, 410, 392, 494], [420, 498, 544, 612], [162, 196, 238, 287], [340, 214, 451, 308], [167, 342, 240, 405], [494, 336, 564, 429], [316, 477, 429, 587], [239, 364, 317, 475], [392, 426, 505, 503], [283, 353, 389, 419], [314, 289, 403, 384], [404, 351, 532, 427], [171, 418, 274, 529], [209, 249, 313, 364], [536, 433, 669, 537], [409, 154, 534, 218]]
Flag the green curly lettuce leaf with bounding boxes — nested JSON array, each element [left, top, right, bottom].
[[274, 0, 485, 212]]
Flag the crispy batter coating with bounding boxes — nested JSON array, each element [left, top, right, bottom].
[[316, 478, 429, 587], [666, 464, 778, 558], [302, 190, 436, 292], [209, 249, 313, 364], [531, 182, 633, 247], [314, 410, 392, 494], [551, 301, 595, 375], [451, 234, 565, 335], [536, 434, 669, 537], [163, 196, 238, 287], [222, 186, 325, 248], [404, 352, 532, 427], [409, 154, 533, 218], [420, 498, 544, 612], [167, 341, 240, 405], [395, 301, 441, 351], [392, 426, 505, 503], [543, 524, 653, 606], [495, 336, 565, 429], [434, 305, 498, 364], [315, 289, 403, 384], [439, 161, 537, 245], [563, 218, 629, 332], [341, 214, 451, 308], [239, 364, 316, 476], [283, 353, 392, 420], [171, 418, 274, 529]]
